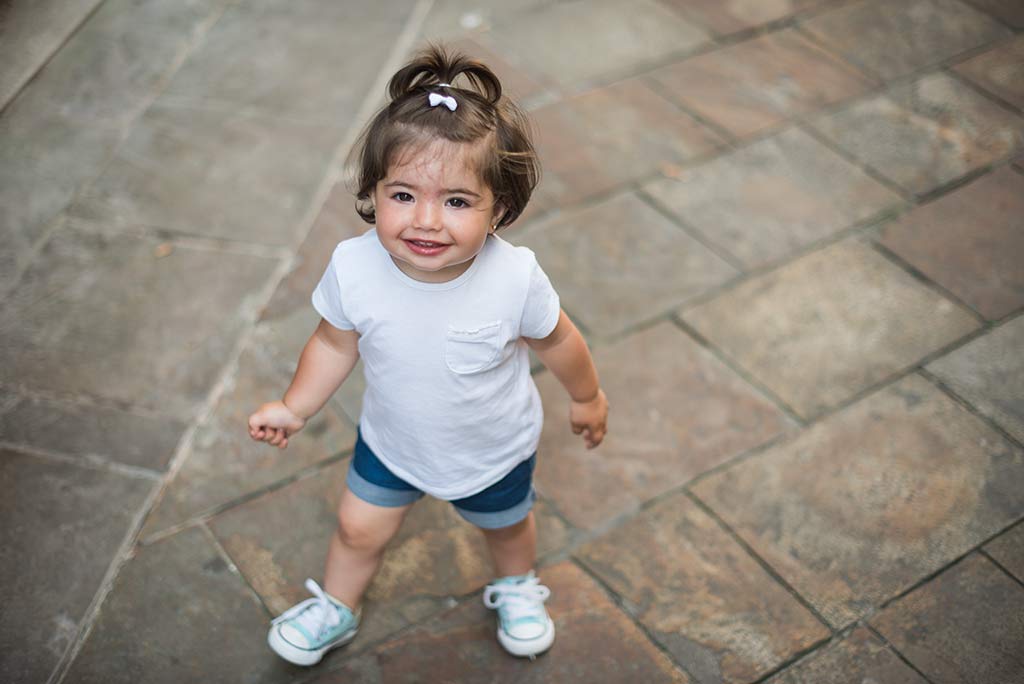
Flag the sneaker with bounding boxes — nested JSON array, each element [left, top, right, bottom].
[[483, 571, 555, 658], [267, 578, 359, 666]]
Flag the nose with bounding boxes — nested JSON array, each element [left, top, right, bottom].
[[414, 200, 442, 231]]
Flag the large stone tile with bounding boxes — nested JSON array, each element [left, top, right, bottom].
[[964, 0, 1024, 28], [765, 627, 928, 684], [683, 239, 979, 419], [534, 322, 790, 530], [492, 0, 709, 92], [650, 29, 873, 139], [442, 35, 555, 107], [871, 554, 1024, 684], [64, 526, 297, 684], [801, 0, 1010, 81], [659, 0, 825, 36], [578, 493, 828, 683], [0, 450, 154, 683], [984, 522, 1024, 581], [416, 0, 556, 41], [514, 193, 737, 337], [314, 562, 691, 683], [645, 128, 903, 269], [69, 103, 341, 246], [692, 375, 1024, 629], [877, 167, 1024, 320], [0, 228, 279, 420], [928, 315, 1024, 442], [810, 73, 1024, 196], [953, 35, 1024, 111]]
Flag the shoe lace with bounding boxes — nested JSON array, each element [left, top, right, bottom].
[[271, 579, 341, 638], [483, 575, 551, 624]]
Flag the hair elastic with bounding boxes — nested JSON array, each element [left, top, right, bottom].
[[428, 83, 457, 111]]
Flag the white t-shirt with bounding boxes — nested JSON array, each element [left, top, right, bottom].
[[312, 229, 561, 500]]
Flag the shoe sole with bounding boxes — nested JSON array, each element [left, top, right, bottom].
[[496, 619, 555, 658], [267, 626, 358, 666]]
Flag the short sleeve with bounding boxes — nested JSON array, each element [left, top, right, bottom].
[[521, 260, 561, 339], [311, 249, 355, 330]]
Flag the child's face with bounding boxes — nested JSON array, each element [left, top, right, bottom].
[[373, 140, 502, 283]]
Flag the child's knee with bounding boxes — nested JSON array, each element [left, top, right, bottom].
[[335, 494, 406, 551]]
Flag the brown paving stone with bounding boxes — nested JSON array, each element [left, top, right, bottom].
[[927, 315, 1024, 443], [953, 35, 1024, 111], [810, 72, 1024, 196], [64, 526, 298, 684], [871, 554, 1024, 684], [534, 322, 790, 530], [984, 522, 1024, 581], [313, 562, 691, 683], [0, 228, 279, 421], [659, 0, 825, 36], [645, 127, 903, 269], [0, 449, 154, 683], [513, 193, 737, 337], [683, 239, 979, 418], [765, 627, 928, 684], [444, 35, 553, 105], [650, 29, 873, 139], [692, 375, 1024, 629], [877, 167, 1024, 320], [964, 0, 1024, 28], [578, 492, 828, 684], [801, 0, 1010, 81]]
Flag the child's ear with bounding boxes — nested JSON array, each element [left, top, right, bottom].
[[490, 202, 505, 232]]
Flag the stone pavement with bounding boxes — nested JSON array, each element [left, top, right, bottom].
[[2, 0, 1023, 682]]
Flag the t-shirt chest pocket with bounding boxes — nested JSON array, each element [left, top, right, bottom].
[[445, 321, 504, 374]]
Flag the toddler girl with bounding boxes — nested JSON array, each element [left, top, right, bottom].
[[247, 45, 608, 666]]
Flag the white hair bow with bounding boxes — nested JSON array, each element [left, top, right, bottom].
[[428, 92, 458, 111]]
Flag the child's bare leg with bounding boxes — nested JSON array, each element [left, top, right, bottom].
[[480, 510, 537, 577], [323, 487, 413, 610]]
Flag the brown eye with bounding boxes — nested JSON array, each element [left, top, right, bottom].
[[447, 198, 468, 208], [393, 192, 413, 202]]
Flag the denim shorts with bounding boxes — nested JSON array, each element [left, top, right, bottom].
[[346, 429, 537, 530]]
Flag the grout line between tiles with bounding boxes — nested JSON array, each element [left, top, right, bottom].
[[979, 548, 1024, 589], [0, 441, 163, 481], [198, 521, 274, 618], [863, 624, 940, 684]]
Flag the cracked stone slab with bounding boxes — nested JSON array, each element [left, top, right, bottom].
[[577, 492, 828, 683], [984, 522, 1024, 581], [692, 374, 1024, 629], [764, 627, 928, 684], [953, 35, 1024, 111], [871, 553, 1024, 684], [659, 0, 825, 36], [682, 239, 979, 419]]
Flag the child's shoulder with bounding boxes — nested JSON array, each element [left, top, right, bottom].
[[330, 229, 380, 261], [486, 234, 541, 269]]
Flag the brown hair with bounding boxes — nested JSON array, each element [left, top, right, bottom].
[[350, 44, 540, 230]]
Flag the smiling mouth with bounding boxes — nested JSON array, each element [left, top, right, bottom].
[[404, 238, 451, 255]]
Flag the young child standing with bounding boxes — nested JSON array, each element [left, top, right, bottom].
[[247, 45, 608, 667]]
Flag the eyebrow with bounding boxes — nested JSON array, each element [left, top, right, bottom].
[[383, 181, 481, 198]]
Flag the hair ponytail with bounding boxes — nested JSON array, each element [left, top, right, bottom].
[[387, 44, 502, 104]]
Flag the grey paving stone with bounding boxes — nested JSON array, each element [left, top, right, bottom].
[[871, 554, 1024, 684], [417, 0, 557, 41], [877, 167, 1024, 320], [442, 35, 555, 106], [578, 492, 828, 683], [64, 525, 298, 684], [513, 193, 737, 337], [765, 627, 928, 684], [649, 28, 873, 139], [313, 562, 691, 683], [928, 315, 1024, 443], [801, 0, 1010, 81], [0, 228, 279, 421], [810, 73, 1024, 196], [953, 35, 1024, 111], [659, 0, 825, 36], [0, 449, 154, 684], [692, 375, 1024, 629], [534, 322, 790, 530], [491, 0, 709, 92], [984, 522, 1024, 582], [645, 127, 903, 269], [964, 0, 1024, 28]]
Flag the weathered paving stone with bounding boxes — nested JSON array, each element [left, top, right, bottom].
[[659, 0, 824, 36], [692, 375, 1024, 629], [210, 458, 570, 649], [871, 554, 1024, 684], [513, 193, 737, 337], [649, 29, 873, 139], [984, 522, 1024, 581], [313, 562, 691, 683], [927, 315, 1024, 443], [964, 0, 1024, 28], [64, 526, 298, 684], [645, 127, 903, 269], [443, 36, 553, 106], [683, 239, 979, 418], [0, 228, 278, 421], [765, 627, 928, 684], [0, 449, 154, 684], [0, 394, 184, 471], [953, 35, 1024, 111], [577, 492, 828, 684], [877, 167, 1024, 320], [417, 0, 556, 41], [810, 72, 1024, 196], [491, 0, 709, 91], [801, 0, 1010, 81], [534, 322, 790, 530]]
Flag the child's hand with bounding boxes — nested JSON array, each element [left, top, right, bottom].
[[570, 389, 608, 449], [248, 401, 306, 449]]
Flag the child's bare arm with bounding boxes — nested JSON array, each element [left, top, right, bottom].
[[526, 310, 608, 449], [248, 319, 360, 449]]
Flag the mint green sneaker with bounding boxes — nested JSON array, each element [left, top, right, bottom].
[[267, 579, 359, 666], [483, 571, 555, 658]]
